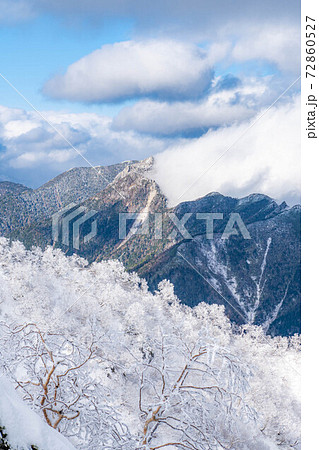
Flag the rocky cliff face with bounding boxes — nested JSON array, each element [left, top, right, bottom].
[[0, 159, 300, 336]]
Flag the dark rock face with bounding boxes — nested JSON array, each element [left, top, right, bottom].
[[0, 159, 300, 336]]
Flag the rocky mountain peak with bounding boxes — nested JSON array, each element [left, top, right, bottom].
[[0, 159, 300, 336]]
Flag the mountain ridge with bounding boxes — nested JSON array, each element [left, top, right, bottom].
[[0, 158, 300, 336]]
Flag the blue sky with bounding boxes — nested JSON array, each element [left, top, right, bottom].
[[0, 0, 301, 205], [0, 14, 134, 114]]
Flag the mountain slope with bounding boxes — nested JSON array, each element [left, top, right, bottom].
[[0, 159, 301, 336], [0, 161, 133, 235], [138, 204, 300, 336], [0, 181, 31, 198]]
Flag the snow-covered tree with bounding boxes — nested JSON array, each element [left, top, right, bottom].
[[0, 238, 300, 449]]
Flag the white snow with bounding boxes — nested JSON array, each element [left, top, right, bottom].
[[0, 238, 300, 449], [248, 237, 272, 323], [263, 278, 292, 332], [203, 240, 250, 318], [0, 375, 75, 450]]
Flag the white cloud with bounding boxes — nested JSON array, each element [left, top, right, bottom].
[[43, 40, 217, 103], [0, 94, 300, 205], [0, 1, 300, 77], [232, 25, 300, 73], [112, 77, 269, 135], [0, 106, 168, 186], [150, 96, 300, 206], [42, 28, 300, 106], [12, 149, 72, 168]]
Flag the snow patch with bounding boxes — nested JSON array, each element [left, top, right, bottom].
[[0, 376, 75, 450]]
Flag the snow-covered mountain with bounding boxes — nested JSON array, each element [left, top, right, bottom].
[[0, 161, 132, 235], [139, 194, 300, 336], [0, 158, 300, 336]]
